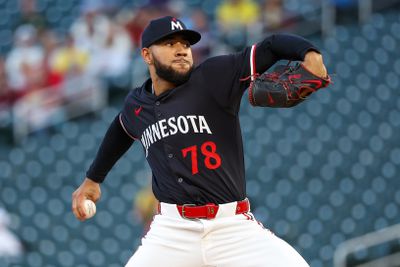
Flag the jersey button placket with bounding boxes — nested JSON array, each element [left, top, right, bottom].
[[154, 100, 162, 118], [155, 101, 173, 163]]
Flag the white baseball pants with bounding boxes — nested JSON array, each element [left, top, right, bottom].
[[125, 201, 309, 267]]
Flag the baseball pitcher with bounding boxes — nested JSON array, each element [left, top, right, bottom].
[[72, 16, 330, 267]]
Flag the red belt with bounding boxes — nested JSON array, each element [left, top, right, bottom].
[[176, 199, 250, 219]]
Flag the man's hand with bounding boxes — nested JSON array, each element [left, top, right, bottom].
[[72, 178, 101, 221], [303, 51, 328, 79]]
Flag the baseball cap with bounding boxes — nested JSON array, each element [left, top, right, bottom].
[[141, 16, 201, 48]]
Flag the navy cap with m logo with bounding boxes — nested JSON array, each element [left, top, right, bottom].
[[141, 16, 201, 48]]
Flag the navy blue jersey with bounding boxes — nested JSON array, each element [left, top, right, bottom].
[[86, 34, 317, 205], [118, 34, 317, 205]]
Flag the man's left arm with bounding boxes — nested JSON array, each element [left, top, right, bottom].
[[245, 34, 330, 108], [200, 34, 328, 110], [251, 33, 326, 79]]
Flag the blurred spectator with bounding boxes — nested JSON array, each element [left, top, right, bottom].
[[40, 30, 64, 87], [99, 0, 125, 16], [51, 35, 89, 77], [0, 58, 13, 106], [216, 0, 260, 31], [16, 0, 47, 34], [70, 5, 111, 54], [122, 7, 164, 49], [71, 3, 133, 89], [0, 57, 12, 135], [166, 0, 187, 17], [88, 21, 132, 90], [189, 9, 213, 64], [0, 207, 23, 258], [261, 0, 293, 31], [5, 24, 44, 94], [216, 0, 260, 50], [134, 185, 158, 234]]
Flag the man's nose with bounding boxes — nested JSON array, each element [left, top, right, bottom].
[[176, 51, 187, 57], [175, 43, 188, 57]]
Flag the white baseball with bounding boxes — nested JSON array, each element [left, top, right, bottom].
[[83, 199, 96, 219]]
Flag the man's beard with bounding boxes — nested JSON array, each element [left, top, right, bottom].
[[153, 56, 194, 86]]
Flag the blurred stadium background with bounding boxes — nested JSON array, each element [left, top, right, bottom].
[[0, 0, 400, 266]]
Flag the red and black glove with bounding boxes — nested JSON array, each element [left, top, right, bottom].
[[248, 63, 331, 108]]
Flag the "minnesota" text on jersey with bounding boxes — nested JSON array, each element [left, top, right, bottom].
[[141, 115, 212, 157]]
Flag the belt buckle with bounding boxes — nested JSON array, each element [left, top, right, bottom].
[[181, 204, 196, 219]]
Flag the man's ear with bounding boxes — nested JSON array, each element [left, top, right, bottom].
[[141, 48, 152, 65]]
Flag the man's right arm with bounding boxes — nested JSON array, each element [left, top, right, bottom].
[[72, 114, 134, 221], [86, 114, 134, 183]]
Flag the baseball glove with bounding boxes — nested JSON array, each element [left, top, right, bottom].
[[248, 63, 331, 108]]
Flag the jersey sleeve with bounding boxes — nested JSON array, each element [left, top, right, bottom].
[[200, 33, 319, 111], [86, 114, 134, 183]]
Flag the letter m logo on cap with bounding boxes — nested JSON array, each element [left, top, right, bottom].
[[171, 18, 183, 30]]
